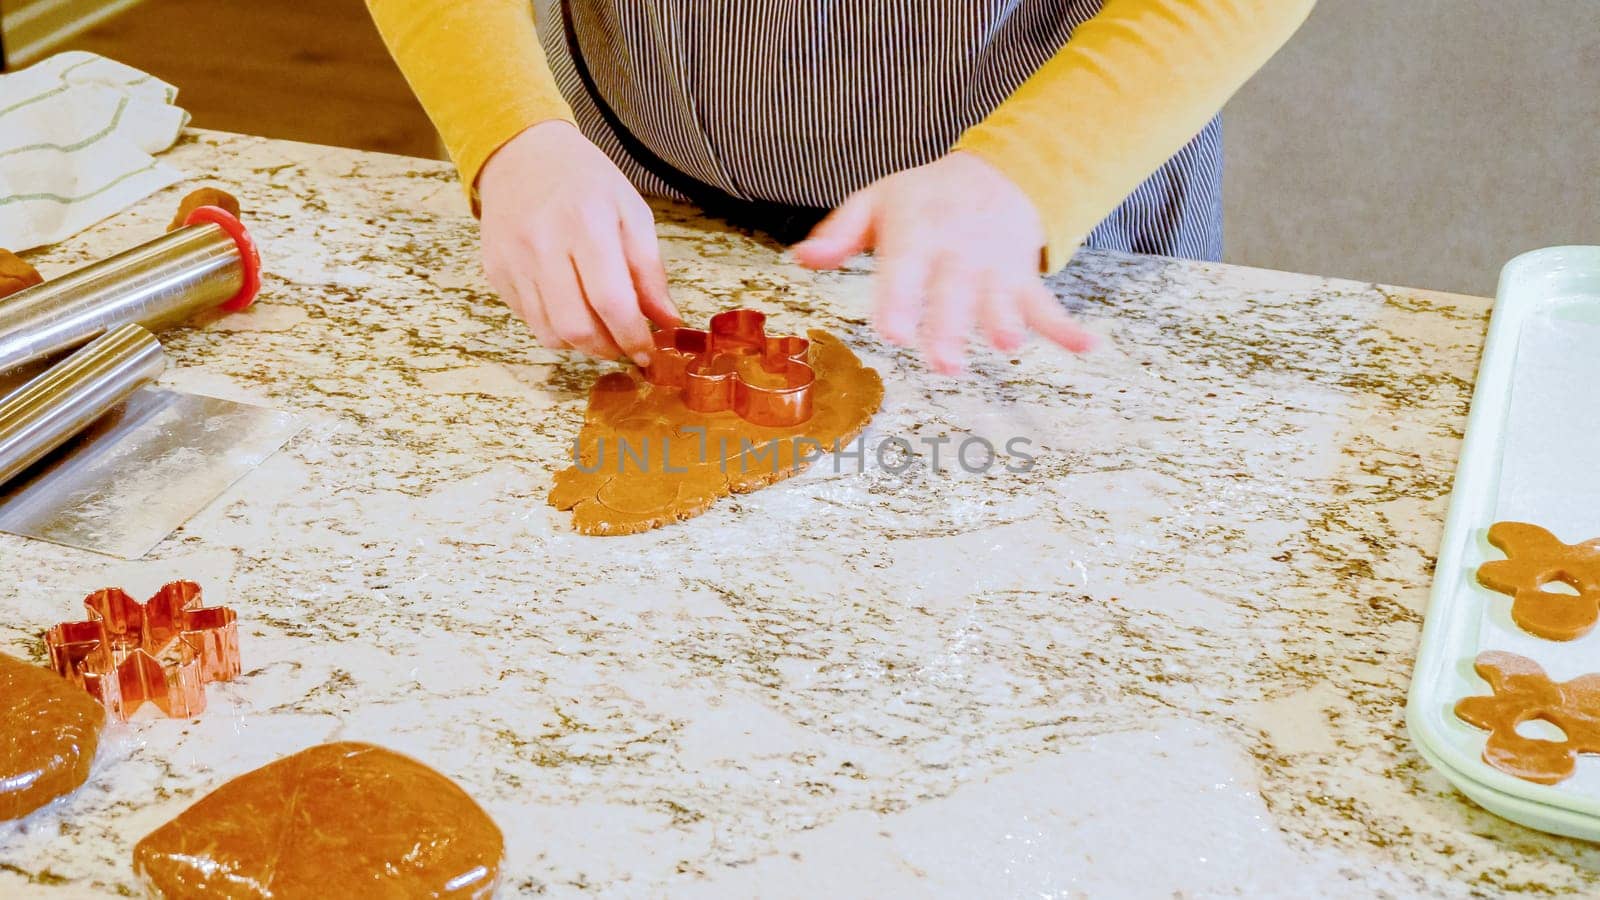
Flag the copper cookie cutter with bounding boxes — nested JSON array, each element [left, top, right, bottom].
[[44, 581, 240, 721], [643, 309, 815, 427]]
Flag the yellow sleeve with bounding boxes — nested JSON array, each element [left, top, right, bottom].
[[366, 0, 576, 207], [954, 0, 1316, 271]]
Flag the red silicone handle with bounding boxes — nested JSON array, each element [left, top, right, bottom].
[[183, 205, 261, 312]]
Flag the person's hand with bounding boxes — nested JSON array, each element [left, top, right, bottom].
[[478, 120, 678, 365], [792, 151, 1094, 375]]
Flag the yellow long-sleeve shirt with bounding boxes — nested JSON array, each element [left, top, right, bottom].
[[367, 0, 1313, 271]]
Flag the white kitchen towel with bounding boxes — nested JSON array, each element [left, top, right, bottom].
[[0, 51, 189, 251]]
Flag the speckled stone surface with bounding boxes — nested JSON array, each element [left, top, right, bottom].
[[1, 131, 1596, 897]]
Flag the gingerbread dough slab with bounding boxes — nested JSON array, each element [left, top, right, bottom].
[[1454, 651, 1600, 785], [549, 328, 884, 535], [0, 651, 106, 821], [1477, 521, 1600, 641], [134, 741, 503, 898]]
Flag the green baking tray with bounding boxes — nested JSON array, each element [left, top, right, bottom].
[[1406, 245, 1600, 842]]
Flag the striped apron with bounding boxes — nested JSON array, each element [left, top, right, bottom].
[[536, 1, 1223, 261]]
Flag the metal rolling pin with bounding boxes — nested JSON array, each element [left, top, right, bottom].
[[0, 324, 166, 487], [0, 206, 259, 375]]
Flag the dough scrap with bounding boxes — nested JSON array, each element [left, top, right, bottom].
[[0, 248, 42, 300], [168, 187, 243, 231]]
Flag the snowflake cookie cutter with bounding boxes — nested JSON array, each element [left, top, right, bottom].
[[642, 308, 814, 427], [44, 581, 240, 721]]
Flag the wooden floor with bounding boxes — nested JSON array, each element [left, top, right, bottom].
[[56, 0, 442, 159]]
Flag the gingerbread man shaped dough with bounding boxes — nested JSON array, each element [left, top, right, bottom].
[[1454, 651, 1600, 785], [1477, 522, 1600, 641]]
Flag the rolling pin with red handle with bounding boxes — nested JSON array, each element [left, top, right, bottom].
[[0, 206, 259, 375]]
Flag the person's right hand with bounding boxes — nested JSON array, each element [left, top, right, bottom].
[[478, 120, 678, 365]]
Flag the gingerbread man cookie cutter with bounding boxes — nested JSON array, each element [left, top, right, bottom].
[[1477, 521, 1600, 641], [44, 581, 240, 721], [1454, 651, 1600, 785], [642, 308, 814, 427]]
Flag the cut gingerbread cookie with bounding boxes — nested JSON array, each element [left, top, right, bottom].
[[1454, 651, 1600, 785], [1477, 521, 1600, 641]]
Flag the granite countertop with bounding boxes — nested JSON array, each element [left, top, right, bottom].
[[1, 131, 1597, 897]]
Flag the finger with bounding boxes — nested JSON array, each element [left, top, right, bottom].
[[536, 247, 624, 359], [872, 243, 933, 347], [791, 189, 876, 269], [483, 254, 523, 320], [487, 255, 559, 348], [620, 202, 680, 328], [978, 276, 1026, 353], [514, 274, 566, 351], [922, 258, 979, 375], [573, 224, 657, 366], [1020, 282, 1096, 354]]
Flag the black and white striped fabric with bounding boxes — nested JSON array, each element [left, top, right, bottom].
[[533, 1, 1223, 261]]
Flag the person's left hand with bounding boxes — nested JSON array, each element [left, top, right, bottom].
[[792, 151, 1095, 375]]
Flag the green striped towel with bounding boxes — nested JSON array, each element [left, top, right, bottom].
[[0, 51, 190, 251]]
